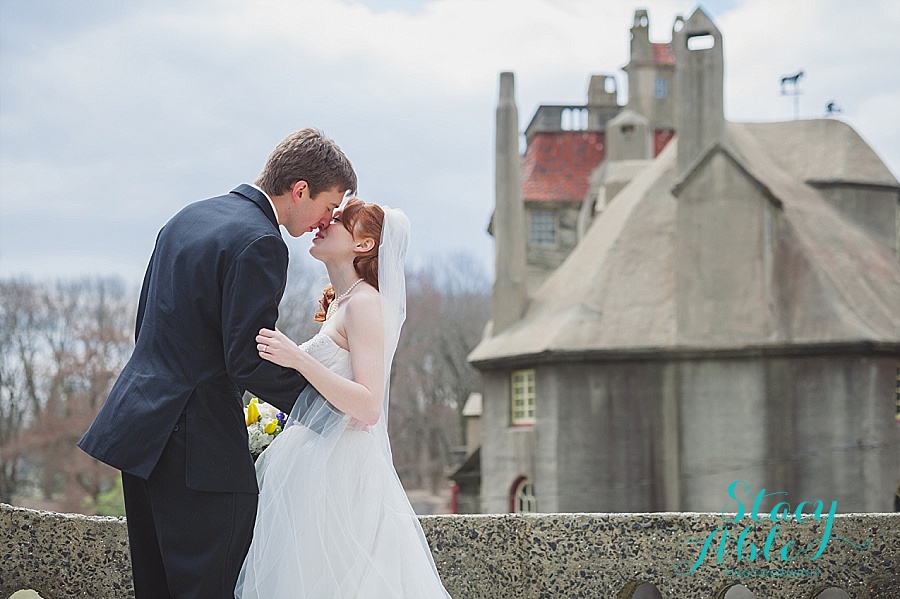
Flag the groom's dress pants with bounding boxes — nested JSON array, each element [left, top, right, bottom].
[[122, 414, 257, 599]]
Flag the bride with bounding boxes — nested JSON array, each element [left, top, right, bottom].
[[234, 199, 452, 598]]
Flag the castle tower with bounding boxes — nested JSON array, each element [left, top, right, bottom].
[[492, 72, 527, 334], [673, 7, 725, 175], [624, 9, 676, 133]]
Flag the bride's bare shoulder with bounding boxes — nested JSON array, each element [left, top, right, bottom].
[[344, 286, 382, 319]]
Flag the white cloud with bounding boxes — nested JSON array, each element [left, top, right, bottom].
[[1, 0, 898, 282]]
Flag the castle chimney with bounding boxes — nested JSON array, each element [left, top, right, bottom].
[[623, 9, 653, 123], [673, 7, 725, 176], [492, 72, 528, 334], [630, 9, 651, 62]]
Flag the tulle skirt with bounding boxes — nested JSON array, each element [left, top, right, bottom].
[[235, 419, 451, 598]]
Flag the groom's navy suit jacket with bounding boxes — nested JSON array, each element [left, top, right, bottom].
[[78, 184, 309, 494]]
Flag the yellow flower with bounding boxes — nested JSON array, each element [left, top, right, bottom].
[[264, 419, 279, 435], [246, 397, 261, 426]]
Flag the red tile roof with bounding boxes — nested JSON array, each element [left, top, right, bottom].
[[653, 43, 675, 65], [521, 131, 606, 203], [654, 129, 675, 156]]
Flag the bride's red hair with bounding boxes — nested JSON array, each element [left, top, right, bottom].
[[314, 198, 384, 322]]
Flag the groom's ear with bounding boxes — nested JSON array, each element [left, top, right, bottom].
[[354, 237, 376, 253], [291, 180, 309, 202]]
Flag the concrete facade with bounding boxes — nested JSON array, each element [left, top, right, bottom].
[[478, 354, 898, 515], [472, 7, 900, 517], [3, 503, 898, 598]]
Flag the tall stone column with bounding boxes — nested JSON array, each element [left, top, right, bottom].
[[673, 7, 725, 176], [492, 72, 527, 334]]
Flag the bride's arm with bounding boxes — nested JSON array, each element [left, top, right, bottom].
[[256, 295, 384, 426]]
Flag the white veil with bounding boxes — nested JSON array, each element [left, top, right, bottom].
[[236, 206, 450, 598], [369, 206, 409, 459]]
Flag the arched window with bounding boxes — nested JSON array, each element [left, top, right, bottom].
[[510, 476, 537, 513]]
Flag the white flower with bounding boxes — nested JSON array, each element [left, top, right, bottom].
[[247, 421, 275, 457], [257, 401, 280, 421]]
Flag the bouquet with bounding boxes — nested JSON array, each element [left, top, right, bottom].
[[245, 397, 287, 459]]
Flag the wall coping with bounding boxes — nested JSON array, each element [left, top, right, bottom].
[[2, 503, 897, 598]]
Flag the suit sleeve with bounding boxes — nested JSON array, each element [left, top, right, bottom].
[[221, 234, 309, 414], [135, 230, 162, 344], [135, 248, 154, 344]]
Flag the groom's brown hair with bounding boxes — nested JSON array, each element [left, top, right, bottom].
[[256, 128, 357, 198]]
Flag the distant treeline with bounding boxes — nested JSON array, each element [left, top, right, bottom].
[[0, 253, 490, 513]]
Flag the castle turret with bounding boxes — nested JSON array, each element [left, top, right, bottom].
[[492, 72, 527, 334], [673, 7, 725, 176], [624, 9, 677, 134], [629, 9, 651, 62]]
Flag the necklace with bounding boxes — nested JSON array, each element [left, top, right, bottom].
[[326, 278, 365, 319]]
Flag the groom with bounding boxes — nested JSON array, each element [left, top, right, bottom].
[[78, 128, 356, 598]]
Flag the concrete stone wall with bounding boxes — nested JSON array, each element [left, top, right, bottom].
[[2, 503, 897, 598], [480, 354, 899, 516]]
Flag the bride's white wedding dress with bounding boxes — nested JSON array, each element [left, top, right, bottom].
[[235, 333, 451, 598]]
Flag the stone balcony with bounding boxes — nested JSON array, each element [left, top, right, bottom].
[[1, 502, 897, 598]]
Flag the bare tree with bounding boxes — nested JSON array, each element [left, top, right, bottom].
[[0, 278, 134, 513], [0, 280, 46, 503], [2, 253, 489, 511], [388, 253, 490, 494]]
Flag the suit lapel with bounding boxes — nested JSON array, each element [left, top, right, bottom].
[[231, 184, 279, 229]]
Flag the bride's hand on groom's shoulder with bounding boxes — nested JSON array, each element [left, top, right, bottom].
[[257, 327, 301, 370]]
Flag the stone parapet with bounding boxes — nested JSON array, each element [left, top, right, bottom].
[[1, 503, 897, 598]]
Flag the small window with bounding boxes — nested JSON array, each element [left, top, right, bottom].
[[655, 77, 668, 99], [530, 211, 556, 246], [511, 369, 536, 425], [687, 34, 715, 51], [561, 107, 588, 131], [511, 477, 537, 513]]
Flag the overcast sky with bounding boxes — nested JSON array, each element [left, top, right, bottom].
[[2, 0, 898, 288]]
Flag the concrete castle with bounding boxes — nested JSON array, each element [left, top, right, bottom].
[[466, 7, 900, 515]]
